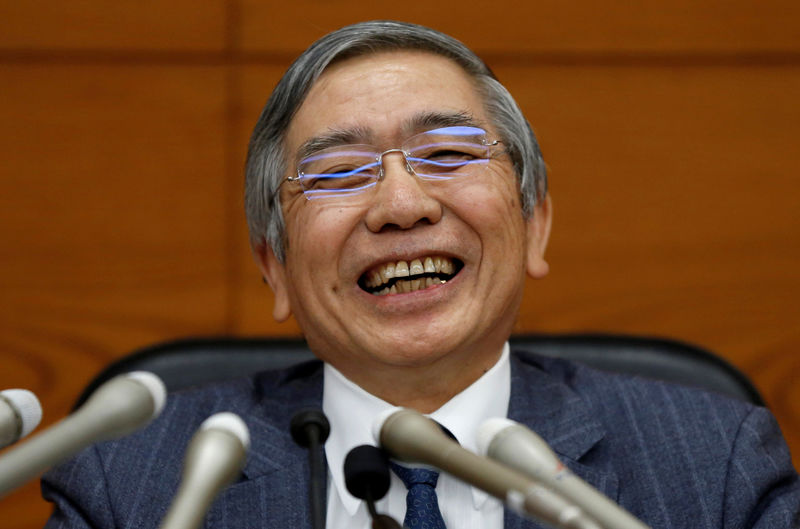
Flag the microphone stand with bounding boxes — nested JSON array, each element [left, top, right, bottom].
[[290, 408, 330, 529], [365, 494, 403, 529], [344, 444, 403, 529]]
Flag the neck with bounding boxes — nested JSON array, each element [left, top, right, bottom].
[[328, 344, 504, 413]]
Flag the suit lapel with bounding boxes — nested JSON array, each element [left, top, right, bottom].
[[206, 360, 326, 528], [504, 351, 618, 529]]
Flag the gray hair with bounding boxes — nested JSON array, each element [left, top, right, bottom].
[[245, 20, 547, 262]]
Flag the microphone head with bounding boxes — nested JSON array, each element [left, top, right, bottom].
[[200, 412, 250, 451], [372, 408, 457, 467], [370, 407, 401, 445], [344, 445, 391, 501], [75, 371, 168, 442], [124, 371, 167, 419], [1, 389, 42, 438], [475, 417, 516, 456], [478, 417, 562, 476], [290, 408, 330, 447]]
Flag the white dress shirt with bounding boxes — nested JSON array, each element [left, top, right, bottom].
[[323, 343, 511, 529]]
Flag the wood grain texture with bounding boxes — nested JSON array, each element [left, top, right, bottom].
[[0, 1, 227, 51], [0, 63, 231, 527], [1, 2, 799, 527], [0, 63, 232, 383], [238, 0, 800, 54]]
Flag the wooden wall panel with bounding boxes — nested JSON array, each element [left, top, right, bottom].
[[498, 64, 800, 449], [238, 0, 800, 54], [0, 64, 230, 527], [507, 63, 800, 336], [0, 62, 231, 395], [0, 1, 228, 51]]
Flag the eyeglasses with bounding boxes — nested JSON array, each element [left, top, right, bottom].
[[287, 126, 501, 201]]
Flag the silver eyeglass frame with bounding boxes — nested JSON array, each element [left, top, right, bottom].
[[281, 134, 502, 201]]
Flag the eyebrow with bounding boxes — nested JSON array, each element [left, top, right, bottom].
[[295, 125, 373, 163], [294, 110, 484, 162], [402, 110, 484, 134]]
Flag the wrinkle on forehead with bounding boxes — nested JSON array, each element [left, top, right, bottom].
[[287, 50, 492, 164]]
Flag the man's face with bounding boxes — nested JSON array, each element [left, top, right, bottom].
[[256, 50, 550, 390]]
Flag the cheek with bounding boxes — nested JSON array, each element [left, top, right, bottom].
[[284, 205, 359, 274], [447, 175, 526, 239]]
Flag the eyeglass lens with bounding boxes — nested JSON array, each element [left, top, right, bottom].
[[296, 126, 493, 200]]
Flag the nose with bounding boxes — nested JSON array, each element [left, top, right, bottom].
[[364, 151, 443, 233]]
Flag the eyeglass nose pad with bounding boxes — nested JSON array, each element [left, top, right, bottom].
[[376, 148, 414, 181]]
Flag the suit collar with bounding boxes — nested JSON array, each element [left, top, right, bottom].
[[239, 351, 611, 471], [508, 350, 605, 462], [241, 359, 325, 481], [239, 352, 611, 471]]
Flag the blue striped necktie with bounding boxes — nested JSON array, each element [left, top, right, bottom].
[[390, 462, 447, 529]]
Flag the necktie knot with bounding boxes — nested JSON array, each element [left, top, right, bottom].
[[391, 463, 440, 488], [390, 462, 447, 529]]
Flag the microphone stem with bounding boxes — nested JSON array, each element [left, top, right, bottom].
[[364, 490, 379, 518], [365, 490, 403, 529], [306, 424, 326, 529]]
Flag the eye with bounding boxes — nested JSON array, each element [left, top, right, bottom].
[[325, 163, 366, 176], [302, 172, 370, 190], [302, 174, 343, 190], [299, 149, 380, 190], [426, 148, 479, 163], [301, 162, 380, 191], [408, 142, 487, 175]]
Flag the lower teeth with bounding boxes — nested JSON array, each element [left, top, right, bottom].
[[374, 277, 445, 296]]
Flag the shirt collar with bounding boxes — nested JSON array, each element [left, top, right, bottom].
[[323, 343, 511, 515]]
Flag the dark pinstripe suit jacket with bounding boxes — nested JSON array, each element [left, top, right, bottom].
[[42, 351, 800, 528]]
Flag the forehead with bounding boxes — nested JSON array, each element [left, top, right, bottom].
[[285, 50, 490, 154]]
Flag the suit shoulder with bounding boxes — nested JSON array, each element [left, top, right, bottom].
[[511, 348, 756, 436]]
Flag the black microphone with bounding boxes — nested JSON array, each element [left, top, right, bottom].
[[291, 408, 330, 529], [0, 389, 42, 449], [344, 445, 402, 529], [0, 372, 166, 497]]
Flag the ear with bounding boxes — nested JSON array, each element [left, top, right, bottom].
[[252, 239, 292, 322], [525, 194, 553, 280]]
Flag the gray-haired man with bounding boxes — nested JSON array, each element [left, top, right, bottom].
[[43, 21, 799, 529]]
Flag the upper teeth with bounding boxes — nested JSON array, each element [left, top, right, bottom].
[[365, 256, 455, 289]]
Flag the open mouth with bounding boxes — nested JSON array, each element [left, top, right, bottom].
[[359, 256, 463, 296]]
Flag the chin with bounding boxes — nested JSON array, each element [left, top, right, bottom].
[[366, 331, 471, 368], [379, 347, 450, 368]]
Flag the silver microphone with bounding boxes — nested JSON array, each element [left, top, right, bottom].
[[477, 417, 651, 529], [373, 408, 601, 529], [159, 412, 250, 529], [0, 389, 42, 449], [0, 371, 166, 497]]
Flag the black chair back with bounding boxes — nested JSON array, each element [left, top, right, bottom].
[[75, 333, 764, 408]]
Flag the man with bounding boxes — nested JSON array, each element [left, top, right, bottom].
[[43, 21, 798, 529]]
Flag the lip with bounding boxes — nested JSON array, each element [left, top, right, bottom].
[[345, 229, 475, 309], [353, 257, 466, 312]]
